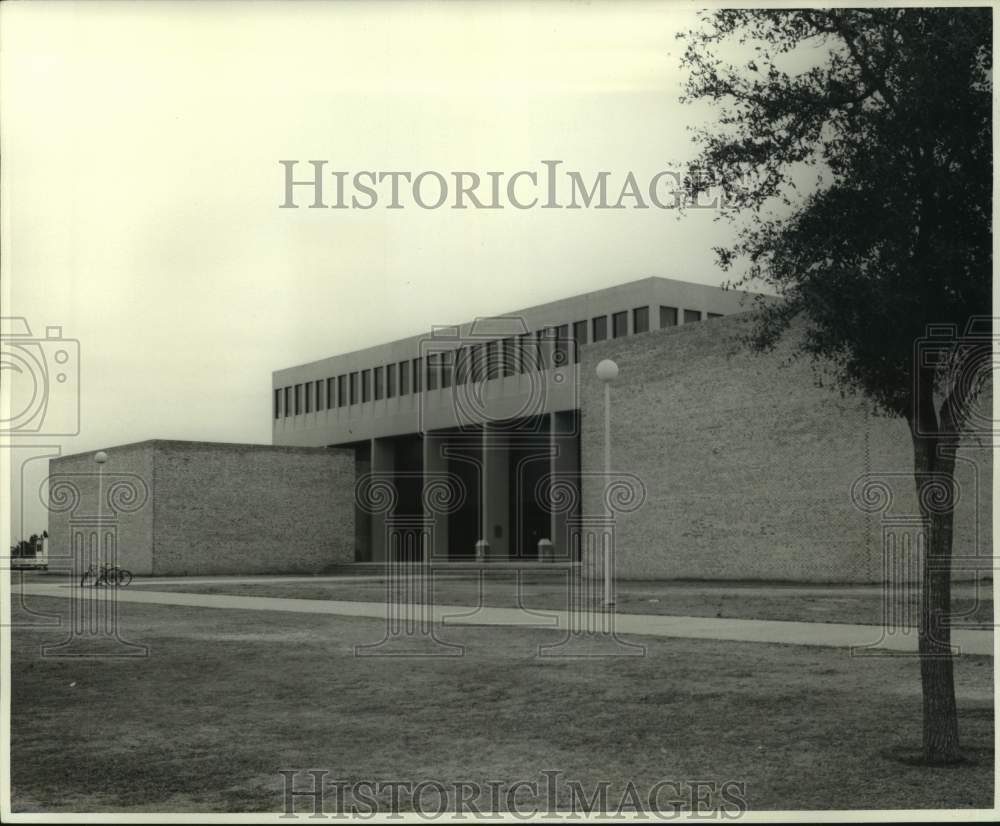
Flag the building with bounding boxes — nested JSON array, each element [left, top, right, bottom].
[[271, 277, 760, 565], [47, 441, 355, 577], [48, 276, 991, 581]]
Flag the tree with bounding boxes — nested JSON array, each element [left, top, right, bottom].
[[9, 530, 47, 559], [680, 8, 991, 764]]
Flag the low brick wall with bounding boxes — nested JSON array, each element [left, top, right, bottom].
[[49, 441, 355, 576], [579, 314, 992, 583]]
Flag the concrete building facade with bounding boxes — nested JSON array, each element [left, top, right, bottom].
[[48, 276, 991, 582], [269, 275, 990, 581], [271, 277, 762, 566]]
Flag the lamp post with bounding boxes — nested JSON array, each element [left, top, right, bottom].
[[95, 451, 107, 573], [595, 359, 618, 609]]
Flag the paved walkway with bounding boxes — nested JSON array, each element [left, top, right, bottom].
[[23, 571, 993, 598], [19, 582, 994, 656], [21, 573, 392, 586]]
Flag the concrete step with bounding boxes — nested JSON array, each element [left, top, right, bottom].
[[322, 560, 580, 576]]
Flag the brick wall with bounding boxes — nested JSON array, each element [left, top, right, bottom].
[[151, 441, 355, 575], [579, 314, 992, 583], [49, 441, 355, 576]]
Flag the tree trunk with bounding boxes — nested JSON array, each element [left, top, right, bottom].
[[911, 427, 962, 764]]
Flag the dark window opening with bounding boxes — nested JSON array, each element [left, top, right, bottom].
[[660, 306, 678, 328], [412, 358, 423, 393], [374, 366, 384, 400], [684, 309, 702, 324], [484, 340, 497, 379], [535, 330, 548, 371], [426, 353, 439, 391], [554, 324, 570, 368], [386, 364, 396, 398], [592, 315, 608, 342], [501, 338, 515, 377], [612, 311, 627, 339], [274, 389, 281, 419], [441, 350, 454, 388], [361, 369, 372, 402], [633, 306, 649, 334], [349, 372, 358, 405], [471, 345, 485, 382], [572, 320, 587, 363], [398, 362, 409, 396]]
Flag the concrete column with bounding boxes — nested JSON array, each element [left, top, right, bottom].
[[479, 424, 489, 555], [485, 428, 510, 559], [370, 437, 394, 562], [353, 443, 373, 562], [423, 431, 449, 560], [550, 411, 580, 561]]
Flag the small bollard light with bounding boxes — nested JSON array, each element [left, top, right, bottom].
[[537, 538, 554, 563], [475, 539, 489, 562]]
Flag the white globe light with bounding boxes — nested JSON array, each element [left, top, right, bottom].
[[94, 451, 108, 465], [596, 359, 619, 383]]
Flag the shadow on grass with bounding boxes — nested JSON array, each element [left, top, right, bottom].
[[882, 745, 993, 768]]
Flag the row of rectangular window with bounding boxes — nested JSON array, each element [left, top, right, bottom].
[[273, 304, 722, 418], [659, 306, 722, 328]]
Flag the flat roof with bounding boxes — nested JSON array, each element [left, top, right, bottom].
[[273, 275, 766, 379]]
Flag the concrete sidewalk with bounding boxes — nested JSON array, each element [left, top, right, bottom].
[[19, 582, 994, 656]]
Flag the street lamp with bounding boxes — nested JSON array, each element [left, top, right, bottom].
[[595, 359, 618, 609], [95, 451, 107, 571]]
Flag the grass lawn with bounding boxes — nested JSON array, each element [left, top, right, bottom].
[[9, 594, 993, 813], [128, 573, 995, 627]]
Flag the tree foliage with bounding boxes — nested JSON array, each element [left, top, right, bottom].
[[681, 8, 991, 421], [10, 530, 47, 558]]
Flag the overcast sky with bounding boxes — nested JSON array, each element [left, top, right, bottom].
[[4, 0, 775, 538]]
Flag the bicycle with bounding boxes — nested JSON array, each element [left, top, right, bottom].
[[80, 563, 133, 588]]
